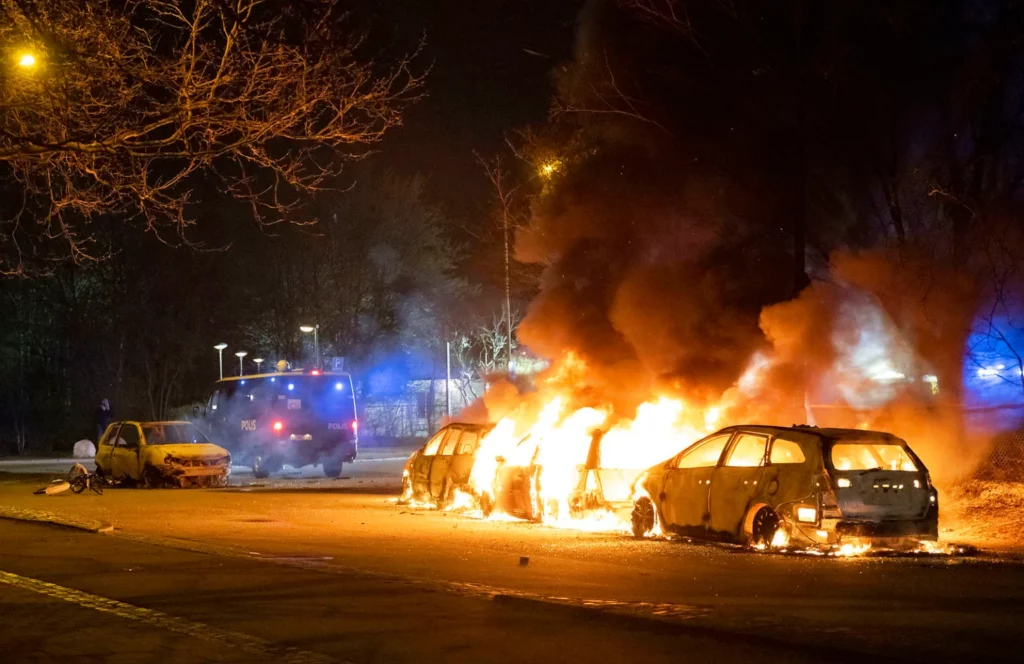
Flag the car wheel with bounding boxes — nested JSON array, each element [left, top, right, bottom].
[[751, 506, 780, 548], [323, 463, 343, 479], [631, 497, 656, 539], [252, 456, 271, 479], [141, 466, 164, 489]]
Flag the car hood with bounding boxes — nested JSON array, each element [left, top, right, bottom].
[[151, 443, 230, 460]]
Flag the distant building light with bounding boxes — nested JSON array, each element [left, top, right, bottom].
[[871, 368, 905, 382]]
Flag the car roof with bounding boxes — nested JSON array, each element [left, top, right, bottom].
[[715, 424, 903, 444], [442, 421, 494, 432]]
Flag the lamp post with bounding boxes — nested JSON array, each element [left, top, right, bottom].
[[253, 358, 264, 374], [214, 343, 228, 380], [299, 325, 319, 370], [235, 351, 248, 376]]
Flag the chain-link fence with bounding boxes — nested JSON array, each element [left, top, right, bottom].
[[360, 401, 447, 442], [973, 426, 1024, 482]]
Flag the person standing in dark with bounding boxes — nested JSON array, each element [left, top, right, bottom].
[[95, 398, 113, 442]]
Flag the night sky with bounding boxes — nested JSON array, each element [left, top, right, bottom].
[[359, 1, 583, 220]]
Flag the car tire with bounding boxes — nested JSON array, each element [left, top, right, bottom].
[[751, 506, 780, 548], [631, 497, 656, 539], [141, 466, 164, 489], [323, 463, 343, 479], [252, 457, 271, 479]]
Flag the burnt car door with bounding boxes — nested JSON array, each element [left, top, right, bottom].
[[448, 427, 482, 487], [96, 423, 119, 475], [428, 427, 462, 498], [412, 428, 446, 496], [110, 423, 143, 481], [760, 435, 816, 524], [708, 432, 769, 539], [660, 433, 732, 534]]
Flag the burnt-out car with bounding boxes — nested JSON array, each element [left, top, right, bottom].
[[95, 421, 231, 488], [400, 423, 492, 507], [630, 425, 939, 549], [484, 430, 645, 522]]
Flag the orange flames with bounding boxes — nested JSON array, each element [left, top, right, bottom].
[[466, 353, 716, 530]]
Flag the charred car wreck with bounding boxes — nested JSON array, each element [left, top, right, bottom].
[[95, 421, 231, 488], [400, 423, 491, 507], [630, 425, 939, 549]]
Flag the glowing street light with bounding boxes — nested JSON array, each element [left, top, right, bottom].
[[253, 358, 264, 373], [539, 159, 562, 178], [214, 343, 228, 380], [235, 350, 248, 376], [299, 324, 320, 370], [17, 52, 36, 68]]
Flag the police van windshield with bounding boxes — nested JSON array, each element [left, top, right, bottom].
[[215, 374, 356, 420]]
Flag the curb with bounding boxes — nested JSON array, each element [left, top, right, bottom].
[[0, 506, 113, 534]]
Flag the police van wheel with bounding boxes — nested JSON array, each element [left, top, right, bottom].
[[252, 457, 271, 479], [323, 463, 343, 479]]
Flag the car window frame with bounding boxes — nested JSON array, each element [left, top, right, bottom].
[[439, 428, 462, 456], [115, 423, 141, 449], [674, 433, 733, 469], [768, 437, 808, 465], [723, 432, 770, 468], [422, 429, 446, 456], [102, 423, 121, 447], [456, 428, 480, 455]]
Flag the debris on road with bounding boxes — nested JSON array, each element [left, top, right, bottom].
[[34, 480, 71, 496]]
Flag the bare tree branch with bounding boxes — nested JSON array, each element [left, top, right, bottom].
[[0, 0, 424, 274]]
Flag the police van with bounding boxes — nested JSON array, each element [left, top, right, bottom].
[[202, 369, 358, 478]]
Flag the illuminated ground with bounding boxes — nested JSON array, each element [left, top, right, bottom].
[[1, 457, 1023, 662]]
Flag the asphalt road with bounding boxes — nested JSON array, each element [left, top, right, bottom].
[[2, 457, 1023, 663]]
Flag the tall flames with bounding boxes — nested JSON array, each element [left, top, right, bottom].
[[464, 353, 717, 531]]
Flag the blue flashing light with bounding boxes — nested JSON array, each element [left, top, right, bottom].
[[335, 382, 343, 391], [240, 380, 246, 385], [270, 377, 276, 383], [288, 383, 295, 391]]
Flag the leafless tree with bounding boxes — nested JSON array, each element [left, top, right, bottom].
[[0, 0, 423, 274]]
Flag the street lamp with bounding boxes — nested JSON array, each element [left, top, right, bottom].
[[214, 343, 228, 380], [299, 324, 319, 370], [235, 350, 248, 376], [17, 52, 36, 68], [253, 358, 264, 374]]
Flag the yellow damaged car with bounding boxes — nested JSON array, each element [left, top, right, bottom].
[[95, 420, 231, 488]]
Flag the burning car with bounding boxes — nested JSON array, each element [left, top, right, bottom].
[[630, 425, 939, 549], [482, 429, 645, 522], [400, 423, 492, 507], [95, 421, 231, 488]]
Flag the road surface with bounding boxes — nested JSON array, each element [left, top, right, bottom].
[[1, 457, 1022, 663]]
